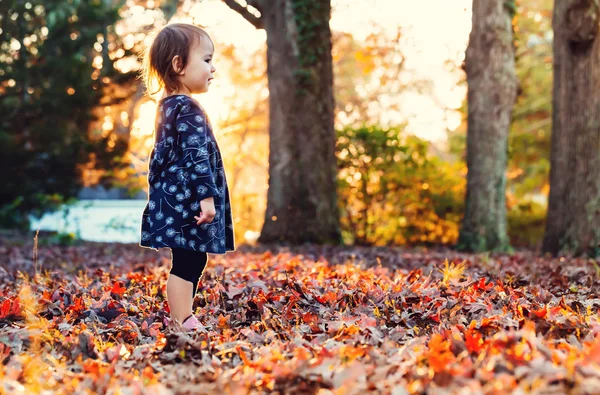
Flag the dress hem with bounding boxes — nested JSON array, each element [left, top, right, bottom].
[[139, 242, 235, 255]]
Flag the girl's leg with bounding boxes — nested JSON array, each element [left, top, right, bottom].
[[166, 273, 193, 324], [166, 248, 208, 324]]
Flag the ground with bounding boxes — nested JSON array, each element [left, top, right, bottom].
[[1, 236, 600, 394]]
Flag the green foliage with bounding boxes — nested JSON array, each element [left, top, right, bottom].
[[291, 0, 329, 95], [509, 0, 553, 198], [0, 197, 29, 230], [507, 200, 546, 249], [336, 125, 465, 246], [0, 0, 127, 228], [504, 1, 517, 18], [36, 231, 79, 247]]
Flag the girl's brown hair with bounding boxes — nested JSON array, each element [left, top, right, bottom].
[[140, 23, 213, 98]]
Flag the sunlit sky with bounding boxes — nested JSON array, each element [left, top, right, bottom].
[[135, 0, 473, 144]]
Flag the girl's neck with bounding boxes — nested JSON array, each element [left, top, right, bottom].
[[162, 88, 192, 100]]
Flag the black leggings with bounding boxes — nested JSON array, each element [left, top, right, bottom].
[[170, 248, 208, 296]]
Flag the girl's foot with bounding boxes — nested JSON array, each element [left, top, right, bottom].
[[181, 314, 206, 332]]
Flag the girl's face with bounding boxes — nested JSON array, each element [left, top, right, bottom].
[[173, 38, 216, 95]]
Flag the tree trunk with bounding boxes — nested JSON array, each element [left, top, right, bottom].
[[457, 0, 518, 252], [223, 0, 341, 245], [543, 0, 600, 256]]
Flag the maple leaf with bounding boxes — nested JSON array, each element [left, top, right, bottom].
[[302, 312, 321, 332], [7, 237, 600, 391], [532, 307, 547, 319], [465, 330, 484, 353], [218, 314, 230, 328], [110, 281, 127, 297], [0, 299, 11, 319], [11, 297, 21, 316], [67, 296, 86, 315], [40, 290, 52, 304], [0, 298, 19, 320]]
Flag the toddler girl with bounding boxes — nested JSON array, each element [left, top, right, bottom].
[[139, 23, 235, 331]]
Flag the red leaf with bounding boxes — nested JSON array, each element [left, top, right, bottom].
[[110, 281, 126, 296], [0, 299, 11, 319], [532, 307, 547, 319], [66, 296, 86, 315], [10, 297, 20, 316], [465, 331, 483, 353]]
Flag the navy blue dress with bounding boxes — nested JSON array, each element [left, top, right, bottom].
[[139, 94, 235, 254]]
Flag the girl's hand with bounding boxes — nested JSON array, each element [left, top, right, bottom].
[[195, 197, 216, 225]]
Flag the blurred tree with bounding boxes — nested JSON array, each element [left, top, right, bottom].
[[0, 0, 127, 228], [543, 0, 600, 256], [457, 0, 518, 252], [222, 0, 341, 245], [332, 27, 430, 129], [450, 0, 553, 199], [507, 0, 553, 199], [209, 43, 269, 245], [81, 0, 184, 191], [447, 0, 553, 249]]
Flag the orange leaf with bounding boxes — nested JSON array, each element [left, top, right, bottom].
[[142, 366, 157, 385], [584, 335, 600, 366], [69, 297, 85, 314], [40, 290, 52, 304], [427, 333, 455, 373], [218, 314, 230, 328], [83, 358, 105, 375], [465, 331, 483, 353], [236, 345, 254, 367]]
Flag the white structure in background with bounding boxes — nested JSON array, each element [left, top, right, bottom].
[[29, 200, 147, 243]]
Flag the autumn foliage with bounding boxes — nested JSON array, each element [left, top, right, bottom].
[[1, 238, 600, 393]]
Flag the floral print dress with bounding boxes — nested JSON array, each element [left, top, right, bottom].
[[139, 94, 235, 254]]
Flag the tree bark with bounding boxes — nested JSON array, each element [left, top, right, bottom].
[[223, 0, 341, 245], [457, 0, 518, 252], [543, 0, 600, 256]]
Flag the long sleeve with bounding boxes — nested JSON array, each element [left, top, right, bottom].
[[148, 136, 175, 178], [173, 107, 219, 201]]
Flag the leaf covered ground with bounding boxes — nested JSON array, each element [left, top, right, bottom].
[[1, 238, 600, 394]]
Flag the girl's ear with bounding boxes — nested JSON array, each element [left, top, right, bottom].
[[171, 55, 184, 75]]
